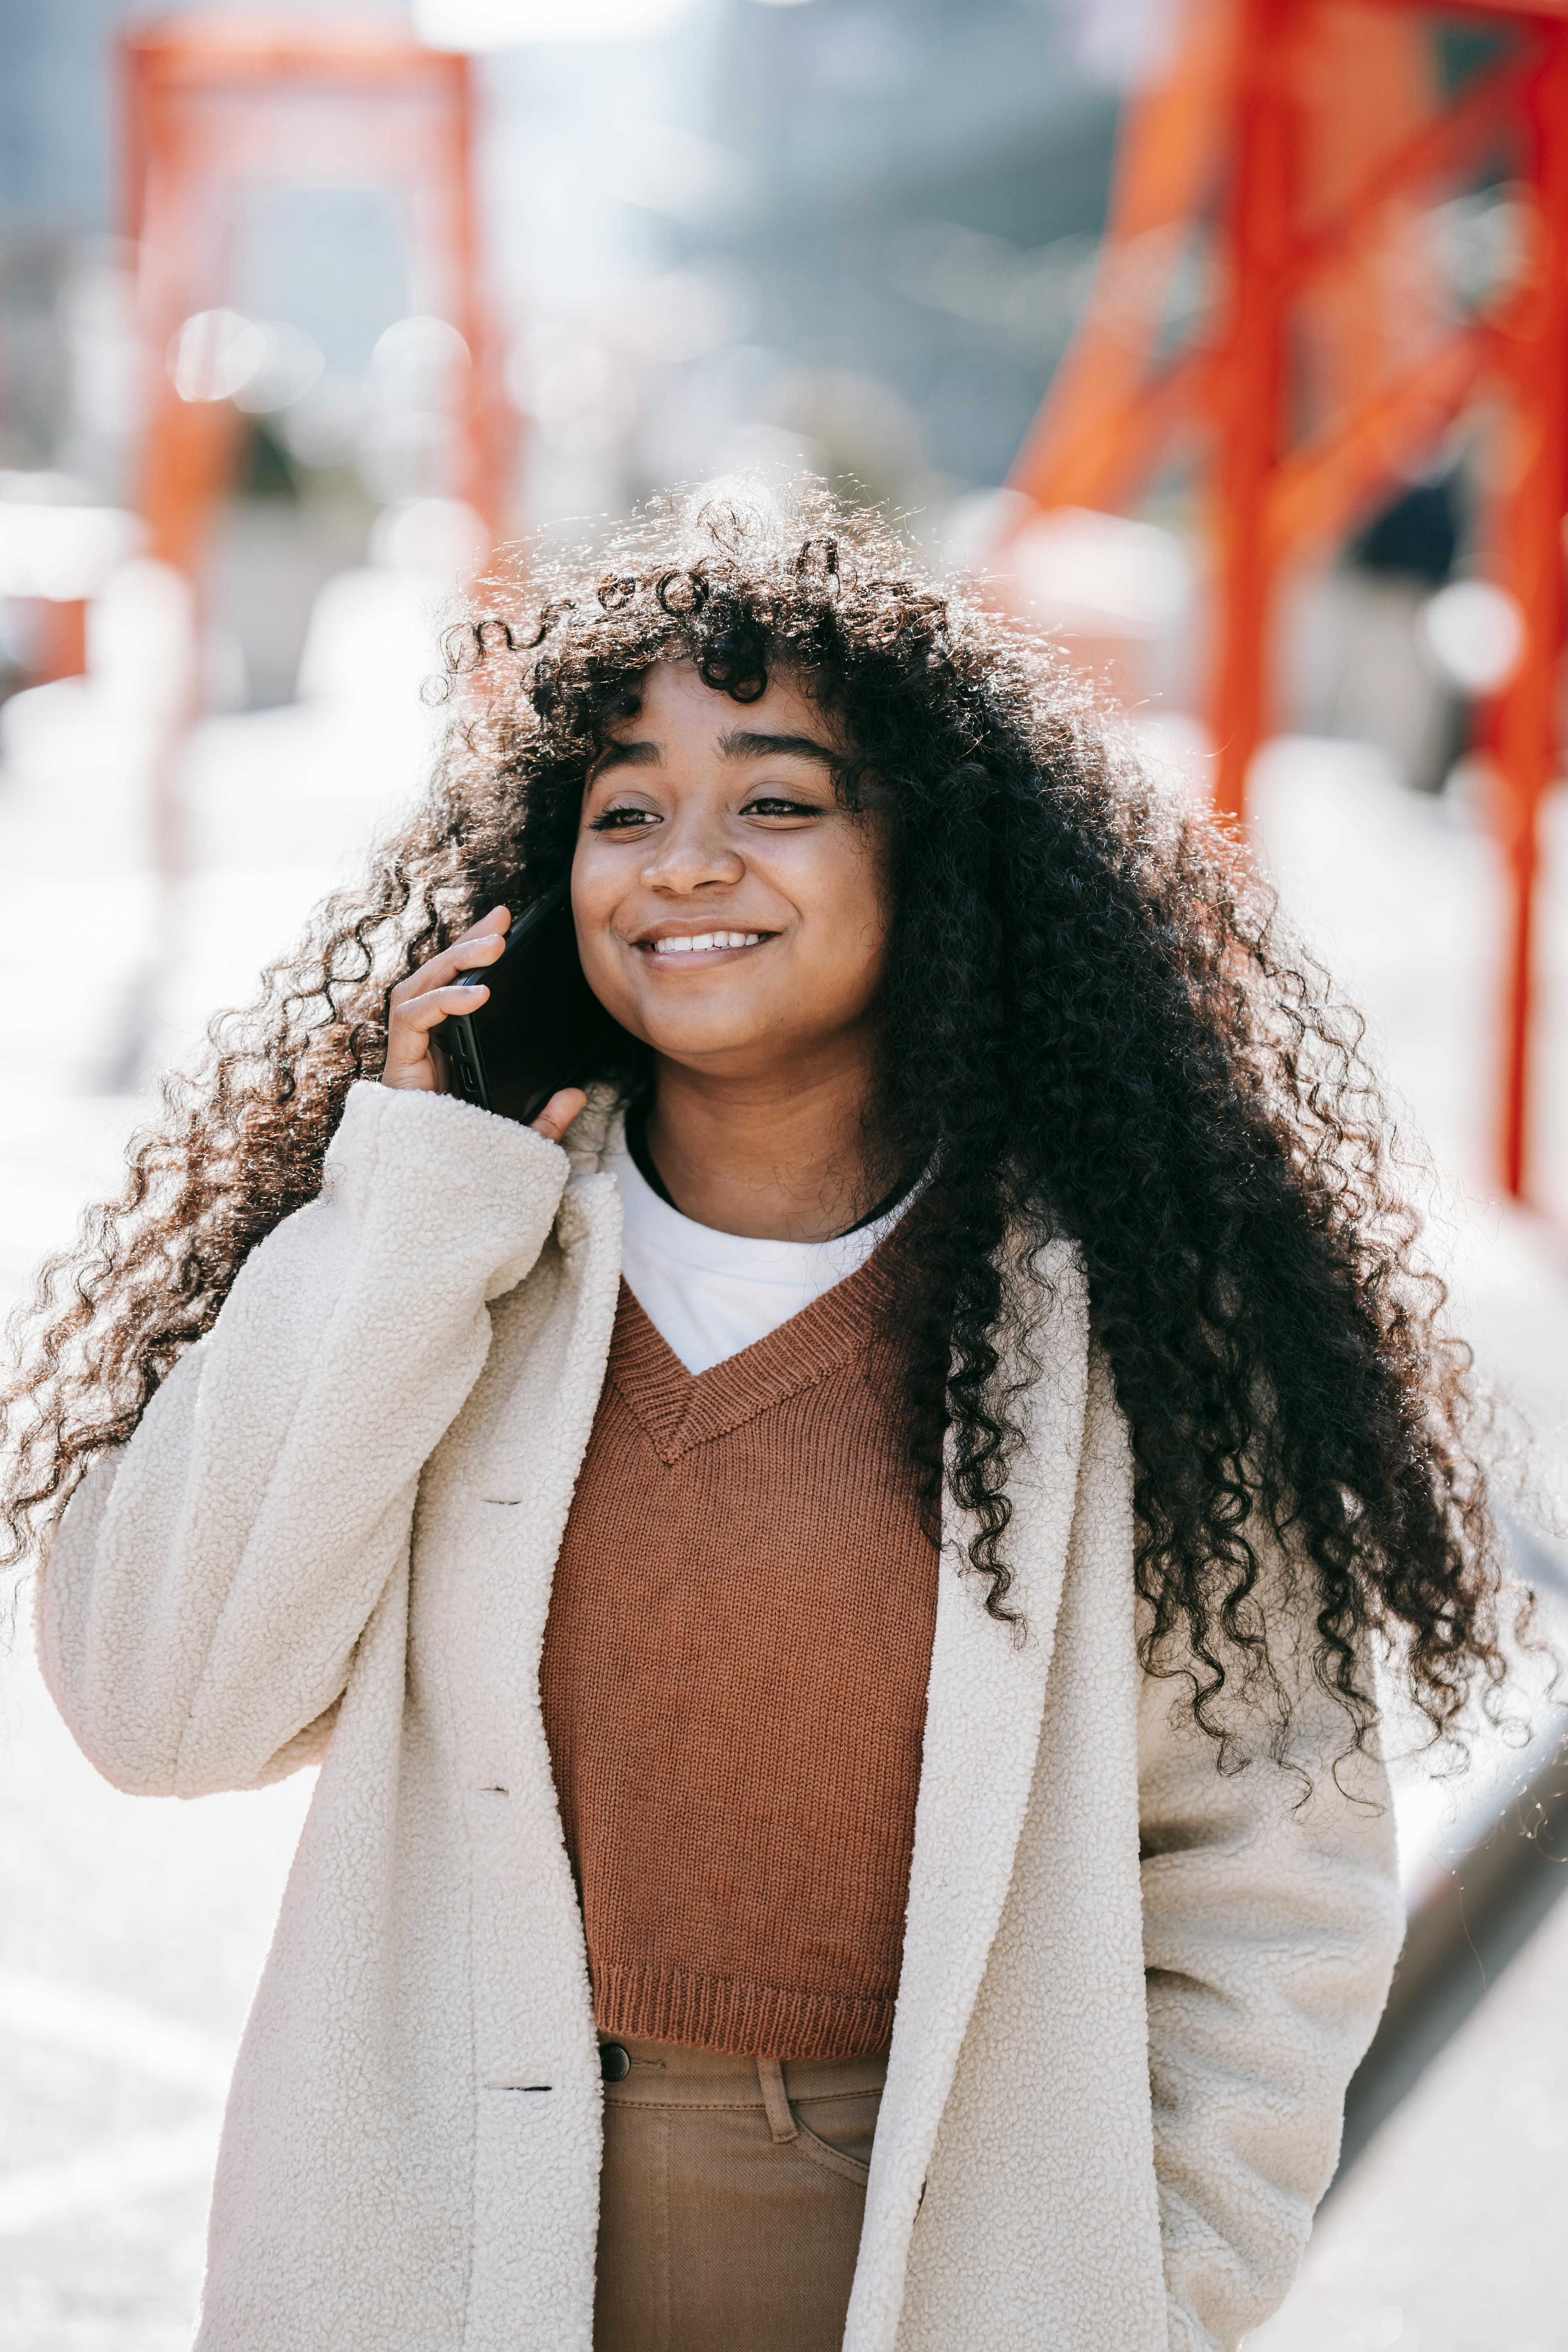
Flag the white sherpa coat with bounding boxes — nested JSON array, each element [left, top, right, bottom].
[[39, 1082, 1404, 2352]]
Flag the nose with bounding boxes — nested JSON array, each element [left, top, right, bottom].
[[639, 805, 744, 895]]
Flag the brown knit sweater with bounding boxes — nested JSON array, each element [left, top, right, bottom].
[[538, 1247, 939, 2060]]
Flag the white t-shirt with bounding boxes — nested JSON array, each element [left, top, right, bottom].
[[602, 1126, 908, 1376]]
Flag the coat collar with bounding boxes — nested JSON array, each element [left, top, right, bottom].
[[561, 1082, 626, 1176], [847, 1240, 1090, 2352]]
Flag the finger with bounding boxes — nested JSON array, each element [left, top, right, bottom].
[[389, 926, 507, 1007], [456, 904, 511, 943], [529, 1087, 587, 1143], [392, 982, 490, 1037]]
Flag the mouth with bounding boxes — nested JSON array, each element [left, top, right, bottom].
[[631, 926, 776, 965]]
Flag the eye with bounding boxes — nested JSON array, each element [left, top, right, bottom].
[[589, 804, 661, 833], [743, 793, 825, 820]]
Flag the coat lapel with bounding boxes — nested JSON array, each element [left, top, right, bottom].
[[846, 1241, 1091, 2352]]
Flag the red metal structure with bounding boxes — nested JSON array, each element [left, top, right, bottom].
[[123, 14, 510, 582], [1002, 0, 1568, 1200]]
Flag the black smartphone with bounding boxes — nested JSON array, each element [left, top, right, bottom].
[[437, 883, 622, 1125]]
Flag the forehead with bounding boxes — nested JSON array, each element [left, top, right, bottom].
[[605, 658, 835, 744]]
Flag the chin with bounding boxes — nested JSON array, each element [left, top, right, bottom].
[[637, 1011, 778, 1068]]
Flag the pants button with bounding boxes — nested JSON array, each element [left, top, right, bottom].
[[600, 2042, 631, 2082]]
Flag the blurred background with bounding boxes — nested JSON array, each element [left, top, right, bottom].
[[2, 2, 1568, 2347]]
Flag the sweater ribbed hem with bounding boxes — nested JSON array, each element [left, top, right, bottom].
[[594, 1962, 895, 2061]]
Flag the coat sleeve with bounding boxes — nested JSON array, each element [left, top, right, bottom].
[[1137, 1580, 1405, 2352], [36, 1081, 573, 1802]]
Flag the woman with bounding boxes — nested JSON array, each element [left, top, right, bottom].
[[7, 485, 1508, 2352]]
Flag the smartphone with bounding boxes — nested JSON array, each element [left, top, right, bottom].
[[437, 883, 623, 1125]]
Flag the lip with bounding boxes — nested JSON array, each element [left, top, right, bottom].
[[626, 921, 778, 965]]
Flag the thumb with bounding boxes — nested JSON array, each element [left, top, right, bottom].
[[529, 1087, 588, 1143]]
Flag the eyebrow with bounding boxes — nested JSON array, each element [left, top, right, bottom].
[[591, 728, 841, 780], [719, 729, 841, 768], [591, 739, 662, 776]]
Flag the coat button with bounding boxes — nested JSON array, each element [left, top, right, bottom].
[[600, 2042, 631, 2082]]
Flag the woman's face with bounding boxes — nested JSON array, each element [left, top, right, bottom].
[[572, 659, 889, 1081]]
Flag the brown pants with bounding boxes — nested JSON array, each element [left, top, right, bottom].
[[594, 2034, 888, 2352]]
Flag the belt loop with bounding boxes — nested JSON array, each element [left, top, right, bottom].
[[757, 2055, 799, 2143]]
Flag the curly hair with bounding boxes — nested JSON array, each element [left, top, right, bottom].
[[2, 480, 1513, 1755]]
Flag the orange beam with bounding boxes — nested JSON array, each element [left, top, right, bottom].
[[31, 600, 89, 685], [1005, 0, 1241, 515], [123, 18, 508, 588], [1281, 53, 1532, 292], [1489, 24, 1568, 1194], [1002, 0, 1568, 1201], [1263, 329, 1490, 557], [124, 14, 459, 79], [1209, 0, 1296, 826], [1374, 0, 1568, 15], [445, 54, 512, 548]]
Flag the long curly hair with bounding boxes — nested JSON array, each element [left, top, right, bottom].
[[2, 481, 1513, 1754]]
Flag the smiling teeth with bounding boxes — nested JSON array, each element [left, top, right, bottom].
[[652, 931, 762, 954]]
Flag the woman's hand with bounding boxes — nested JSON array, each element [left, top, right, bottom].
[[382, 907, 586, 1143], [384, 907, 510, 1094], [528, 1088, 589, 1143]]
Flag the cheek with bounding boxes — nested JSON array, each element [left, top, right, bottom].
[[570, 826, 633, 929], [570, 846, 629, 996], [570, 840, 602, 926], [772, 870, 887, 1034], [822, 844, 891, 992]]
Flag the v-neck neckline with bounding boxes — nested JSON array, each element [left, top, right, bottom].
[[607, 1245, 900, 1465]]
